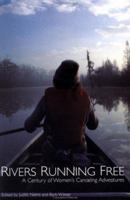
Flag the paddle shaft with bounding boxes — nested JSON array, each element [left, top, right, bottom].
[[0, 124, 43, 137]]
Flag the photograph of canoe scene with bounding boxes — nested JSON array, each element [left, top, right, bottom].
[[0, 0, 130, 199]]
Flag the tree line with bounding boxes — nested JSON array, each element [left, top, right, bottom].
[[0, 59, 54, 88], [0, 41, 130, 88], [81, 41, 130, 87]]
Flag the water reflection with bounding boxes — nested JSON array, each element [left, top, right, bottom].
[[0, 87, 44, 117], [122, 94, 130, 132], [89, 88, 130, 131], [87, 88, 130, 180], [0, 87, 45, 166]]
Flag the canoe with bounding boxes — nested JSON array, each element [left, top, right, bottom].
[[8, 131, 118, 168], [1, 131, 130, 198]]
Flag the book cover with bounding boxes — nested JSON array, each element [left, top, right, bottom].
[[0, 0, 130, 199]]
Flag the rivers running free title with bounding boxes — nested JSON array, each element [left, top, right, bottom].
[[0, 165, 124, 177]]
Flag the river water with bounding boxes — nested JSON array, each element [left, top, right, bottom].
[[0, 87, 130, 180]]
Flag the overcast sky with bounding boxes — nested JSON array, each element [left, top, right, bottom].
[[0, 0, 130, 72]]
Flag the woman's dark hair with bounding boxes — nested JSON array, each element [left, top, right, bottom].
[[53, 60, 79, 89]]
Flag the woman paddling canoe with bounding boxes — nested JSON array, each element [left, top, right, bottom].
[[24, 60, 98, 165]]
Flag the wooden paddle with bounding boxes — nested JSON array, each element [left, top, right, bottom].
[[0, 124, 43, 137]]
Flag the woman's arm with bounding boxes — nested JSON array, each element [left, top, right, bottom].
[[24, 96, 45, 133]]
